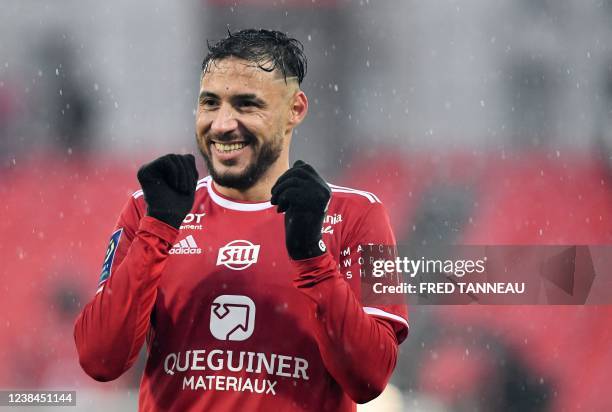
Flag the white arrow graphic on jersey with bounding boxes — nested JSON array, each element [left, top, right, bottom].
[[210, 295, 256, 341]]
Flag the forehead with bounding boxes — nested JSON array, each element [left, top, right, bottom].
[[200, 57, 286, 96]]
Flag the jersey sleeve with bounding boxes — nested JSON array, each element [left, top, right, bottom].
[[73, 194, 179, 381], [340, 201, 409, 343], [291, 198, 408, 404]]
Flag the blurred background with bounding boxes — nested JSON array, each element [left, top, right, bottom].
[[2, 0, 612, 410]]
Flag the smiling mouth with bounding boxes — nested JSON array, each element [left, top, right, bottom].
[[212, 141, 248, 153]]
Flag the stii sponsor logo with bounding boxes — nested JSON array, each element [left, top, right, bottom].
[[216, 240, 260, 270]]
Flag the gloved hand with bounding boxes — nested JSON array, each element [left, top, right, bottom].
[[137, 154, 198, 229], [271, 160, 331, 260]]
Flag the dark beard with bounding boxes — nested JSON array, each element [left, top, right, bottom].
[[199, 136, 282, 191]]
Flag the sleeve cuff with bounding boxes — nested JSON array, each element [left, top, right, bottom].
[[137, 216, 180, 245], [291, 252, 340, 288]]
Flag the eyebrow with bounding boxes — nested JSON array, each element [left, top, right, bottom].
[[198, 91, 267, 108], [198, 91, 218, 101]]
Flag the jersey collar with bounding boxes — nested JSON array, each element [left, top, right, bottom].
[[205, 176, 274, 212]]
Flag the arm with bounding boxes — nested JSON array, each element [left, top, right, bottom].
[[271, 161, 408, 403], [74, 209, 178, 381], [293, 252, 402, 403], [74, 154, 198, 381]]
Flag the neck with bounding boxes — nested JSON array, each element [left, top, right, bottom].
[[213, 157, 289, 202]]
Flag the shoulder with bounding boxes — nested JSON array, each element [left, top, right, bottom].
[[327, 182, 383, 210], [326, 183, 395, 247], [327, 182, 381, 205], [326, 182, 389, 227]]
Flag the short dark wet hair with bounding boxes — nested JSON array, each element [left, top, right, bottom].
[[202, 29, 307, 85]]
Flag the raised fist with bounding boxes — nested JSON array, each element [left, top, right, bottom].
[[137, 154, 199, 229], [271, 160, 331, 260]]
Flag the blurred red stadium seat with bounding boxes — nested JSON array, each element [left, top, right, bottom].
[[339, 149, 612, 410], [0, 152, 143, 388]]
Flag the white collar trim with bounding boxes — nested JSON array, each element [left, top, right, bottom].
[[205, 176, 273, 211]]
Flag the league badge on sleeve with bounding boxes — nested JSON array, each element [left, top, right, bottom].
[[98, 228, 123, 287]]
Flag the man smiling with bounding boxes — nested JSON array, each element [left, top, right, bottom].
[[197, 55, 302, 194], [74, 29, 408, 411]]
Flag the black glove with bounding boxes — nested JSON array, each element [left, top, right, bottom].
[[271, 160, 331, 260], [137, 154, 198, 229]]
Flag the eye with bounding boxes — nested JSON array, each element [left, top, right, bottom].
[[199, 98, 218, 109], [238, 100, 258, 109]]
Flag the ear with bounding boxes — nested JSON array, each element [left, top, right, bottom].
[[287, 90, 308, 128]]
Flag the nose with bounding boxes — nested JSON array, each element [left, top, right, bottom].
[[210, 104, 238, 136]]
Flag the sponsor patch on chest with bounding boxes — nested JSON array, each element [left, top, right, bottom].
[[216, 240, 260, 270]]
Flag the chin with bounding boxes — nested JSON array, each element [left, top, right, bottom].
[[217, 169, 247, 181], [212, 162, 252, 182], [213, 160, 249, 176]]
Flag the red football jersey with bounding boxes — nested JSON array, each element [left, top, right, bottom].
[[75, 176, 408, 411]]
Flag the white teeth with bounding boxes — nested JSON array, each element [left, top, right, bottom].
[[214, 142, 246, 152]]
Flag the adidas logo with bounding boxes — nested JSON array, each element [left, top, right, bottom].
[[170, 235, 202, 255]]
